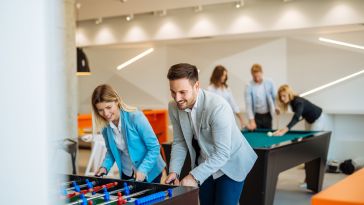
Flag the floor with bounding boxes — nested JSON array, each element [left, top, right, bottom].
[[77, 147, 346, 205]]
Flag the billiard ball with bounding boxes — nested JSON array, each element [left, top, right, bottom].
[[267, 131, 273, 137]]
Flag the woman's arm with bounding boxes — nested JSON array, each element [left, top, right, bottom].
[[100, 131, 116, 173]]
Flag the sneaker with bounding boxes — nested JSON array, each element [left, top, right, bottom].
[[299, 182, 307, 189]]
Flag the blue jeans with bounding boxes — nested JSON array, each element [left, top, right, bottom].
[[199, 175, 244, 205]]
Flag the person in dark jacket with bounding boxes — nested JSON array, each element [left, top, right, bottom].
[[273, 84, 325, 136]]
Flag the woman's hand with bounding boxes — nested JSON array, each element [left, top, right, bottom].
[[272, 127, 289, 136], [95, 167, 107, 177], [134, 171, 146, 182]]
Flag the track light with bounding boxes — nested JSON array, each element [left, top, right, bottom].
[[194, 5, 203, 12], [153, 10, 167, 17], [116, 48, 154, 70], [95, 17, 102, 24], [126, 14, 134, 21], [319, 37, 364, 50]]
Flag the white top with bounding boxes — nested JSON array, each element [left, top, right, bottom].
[[109, 120, 134, 176], [207, 85, 240, 113], [251, 83, 269, 114]]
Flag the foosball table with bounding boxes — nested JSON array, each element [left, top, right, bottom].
[[60, 175, 199, 205]]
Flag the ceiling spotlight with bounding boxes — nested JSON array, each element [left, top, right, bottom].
[[235, 0, 245, 8], [95, 17, 102, 24], [126, 14, 134, 21], [194, 5, 203, 12], [120, 0, 127, 2]]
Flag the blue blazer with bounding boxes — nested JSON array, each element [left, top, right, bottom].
[[101, 109, 166, 182]]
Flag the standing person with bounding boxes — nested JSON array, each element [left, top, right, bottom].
[[207, 65, 245, 128], [92, 84, 165, 183], [245, 63, 278, 130], [164, 63, 257, 205], [273, 84, 325, 136]]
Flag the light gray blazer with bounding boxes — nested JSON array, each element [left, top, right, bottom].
[[245, 78, 276, 119], [168, 89, 257, 184]]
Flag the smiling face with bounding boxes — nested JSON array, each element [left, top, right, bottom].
[[95, 101, 120, 123], [169, 78, 199, 110]]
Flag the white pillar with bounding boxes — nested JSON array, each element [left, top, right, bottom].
[[0, 0, 76, 204]]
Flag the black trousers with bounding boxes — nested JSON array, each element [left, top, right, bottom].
[[255, 112, 272, 129]]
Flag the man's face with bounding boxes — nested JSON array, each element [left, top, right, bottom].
[[252, 71, 263, 83], [169, 78, 199, 110]]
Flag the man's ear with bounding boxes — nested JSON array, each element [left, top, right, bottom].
[[194, 81, 200, 90]]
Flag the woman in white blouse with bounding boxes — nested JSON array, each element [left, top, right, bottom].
[[207, 65, 245, 128]]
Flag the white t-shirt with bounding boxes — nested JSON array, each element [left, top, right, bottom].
[[207, 85, 240, 113]]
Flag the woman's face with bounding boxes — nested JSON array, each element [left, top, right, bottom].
[[221, 70, 227, 83], [95, 101, 120, 123], [279, 91, 290, 104]]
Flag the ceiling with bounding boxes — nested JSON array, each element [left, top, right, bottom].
[[75, 0, 364, 48], [75, 0, 242, 21]]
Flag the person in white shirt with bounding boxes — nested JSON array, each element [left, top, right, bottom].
[[207, 65, 245, 128]]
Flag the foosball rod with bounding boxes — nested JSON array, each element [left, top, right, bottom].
[[62, 180, 78, 187], [67, 182, 118, 199], [66, 181, 97, 191], [98, 188, 153, 205], [67, 184, 133, 205]]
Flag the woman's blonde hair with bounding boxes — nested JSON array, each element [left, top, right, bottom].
[[91, 84, 136, 131], [277, 84, 296, 112]]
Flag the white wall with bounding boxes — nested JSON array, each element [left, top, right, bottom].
[[78, 35, 364, 161]]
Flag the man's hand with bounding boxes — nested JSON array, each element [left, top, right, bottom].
[[134, 171, 146, 182], [164, 172, 180, 185], [180, 174, 198, 187], [272, 127, 288, 136], [95, 167, 107, 177], [275, 107, 280, 115], [247, 119, 257, 131]]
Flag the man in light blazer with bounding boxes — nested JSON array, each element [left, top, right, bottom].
[[245, 63, 279, 130], [165, 63, 257, 205]]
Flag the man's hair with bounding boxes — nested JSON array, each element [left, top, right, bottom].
[[167, 63, 199, 84], [251, 63, 263, 73]]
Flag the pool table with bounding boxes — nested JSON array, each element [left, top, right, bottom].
[[240, 129, 331, 205]]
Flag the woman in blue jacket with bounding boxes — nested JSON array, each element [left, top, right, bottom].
[[92, 84, 165, 183]]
